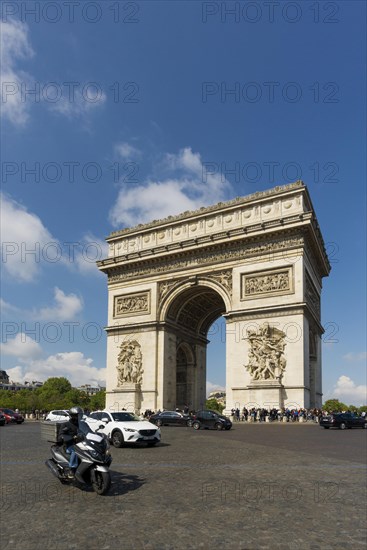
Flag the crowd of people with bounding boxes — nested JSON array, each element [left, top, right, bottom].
[[231, 407, 325, 422], [230, 407, 366, 422]]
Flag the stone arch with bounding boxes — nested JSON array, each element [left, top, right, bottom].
[[100, 183, 330, 412], [159, 277, 231, 325]]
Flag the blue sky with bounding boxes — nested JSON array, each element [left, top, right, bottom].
[[1, 1, 366, 405]]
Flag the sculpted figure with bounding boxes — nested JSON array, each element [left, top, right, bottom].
[[116, 340, 143, 386], [244, 323, 287, 382]]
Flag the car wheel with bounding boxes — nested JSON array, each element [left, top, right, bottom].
[[186, 420, 193, 427], [363, 423, 367, 429], [192, 421, 200, 430], [225, 426, 231, 430], [112, 430, 124, 448], [156, 419, 163, 427], [339, 422, 347, 430], [215, 423, 223, 430]]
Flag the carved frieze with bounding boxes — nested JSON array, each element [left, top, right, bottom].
[[114, 291, 150, 317], [244, 323, 287, 382], [116, 340, 143, 386], [305, 272, 320, 317], [108, 236, 304, 283], [158, 280, 179, 302], [241, 267, 293, 300], [207, 270, 233, 295]]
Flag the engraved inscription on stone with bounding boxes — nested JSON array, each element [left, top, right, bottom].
[[242, 267, 293, 299], [244, 323, 287, 382], [114, 291, 150, 317]]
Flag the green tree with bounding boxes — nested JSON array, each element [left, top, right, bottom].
[[89, 391, 106, 411], [36, 377, 73, 410], [63, 388, 86, 408], [40, 377, 72, 395], [322, 399, 347, 412], [0, 390, 16, 408], [205, 398, 225, 413]]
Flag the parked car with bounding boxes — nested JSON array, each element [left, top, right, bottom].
[[0, 412, 6, 426], [85, 410, 161, 447], [149, 410, 194, 427], [320, 413, 367, 430], [0, 408, 25, 424], [191, 410, 232, 430], [45, 410, 70, 422]]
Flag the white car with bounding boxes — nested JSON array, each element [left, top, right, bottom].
[[85, 410, 161, 447], [45, 410, 70, 422]]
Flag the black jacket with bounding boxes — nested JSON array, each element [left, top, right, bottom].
[[58, 419, 79, 446]]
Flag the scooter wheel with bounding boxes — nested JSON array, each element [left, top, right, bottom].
[[92, 471, 111, 495]]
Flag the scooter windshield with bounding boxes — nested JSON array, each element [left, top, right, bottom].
[[78, 420, 94, 435]]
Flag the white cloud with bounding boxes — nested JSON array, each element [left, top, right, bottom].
[[115, 142, 141, 161], [37, 287, 83, 322], [73, 234, 108, 275], [0, 333, 42, 360], [109, 147, 232, 227], [7, 352, 106, 387], [0, 297, 21, 314], [206, 381, 225, 398], [332, 375, 367, 406], [0, 19, 34, 126], [50, 87, 106, 119], [342, 352, 367, 362], [1, 193, 55, 282]]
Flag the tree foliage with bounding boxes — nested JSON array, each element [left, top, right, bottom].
[[0, 377, 105, 413], [205, 398, 225, 413], [322, 399, 348, 412], [89, 391, 106, 411]]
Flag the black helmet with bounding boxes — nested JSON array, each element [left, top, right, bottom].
[[69, 406, 83, 420]]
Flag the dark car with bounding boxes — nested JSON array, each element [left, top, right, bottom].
[[320, 413, 367, 430], [0, 413, 6, 426], [191, 410, 232, 431], [0, 408, 25, 424], [149, 410, 194, 427]]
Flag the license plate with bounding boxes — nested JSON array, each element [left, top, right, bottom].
[[142, 436, 152, 440]]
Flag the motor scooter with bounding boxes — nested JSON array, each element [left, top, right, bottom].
[[45, 421, 112, 495]]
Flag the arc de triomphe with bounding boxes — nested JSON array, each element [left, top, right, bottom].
[[98, 182, 330, 413]]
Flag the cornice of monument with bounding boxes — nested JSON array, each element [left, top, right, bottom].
[[99, 181, 330, 278], [106, 181, 305, 240], [103, 229, 306, 284]]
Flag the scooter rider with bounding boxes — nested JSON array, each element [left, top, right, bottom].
[[58, 406, 84, 478]]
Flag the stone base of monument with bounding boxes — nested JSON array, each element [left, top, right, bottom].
[[244, 381, 284, 410], [107, 383, 142, 413]]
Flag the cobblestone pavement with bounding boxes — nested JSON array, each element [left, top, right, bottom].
[[1, 422, 366, 550]]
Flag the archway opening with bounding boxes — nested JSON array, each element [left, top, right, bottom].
[[206, 316, 226, 402], [165, 285, 227, 410]]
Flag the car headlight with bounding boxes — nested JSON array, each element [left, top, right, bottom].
[[125, 428, 137, 433]]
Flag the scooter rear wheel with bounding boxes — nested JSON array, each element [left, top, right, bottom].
[[92, 470, 111, 495]]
